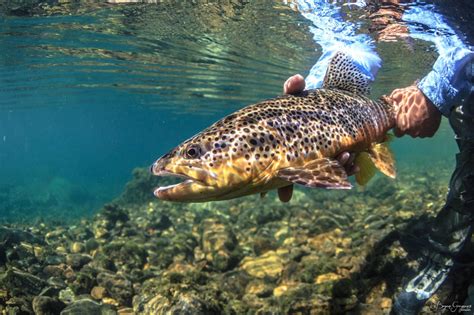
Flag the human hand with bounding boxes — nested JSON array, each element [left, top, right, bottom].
[[386, 85, 442, 138], [283, 74, 359, 176]]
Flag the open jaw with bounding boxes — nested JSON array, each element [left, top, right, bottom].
[[152, 170, 210, 201], [154, 171, 199, 192]]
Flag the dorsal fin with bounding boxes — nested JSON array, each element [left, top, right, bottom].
[[322, 51, 374, 95]]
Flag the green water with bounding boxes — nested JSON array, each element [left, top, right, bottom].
[[2, 1, 473, 314], [0, 0, 459, 220]]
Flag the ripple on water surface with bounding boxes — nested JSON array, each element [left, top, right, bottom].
[[0, 1, 320, 221], [0, 0, 463, 222], [0, 1, 317, 113]]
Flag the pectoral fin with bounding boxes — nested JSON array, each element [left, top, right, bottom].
[[277, 158, 352, 189], [369, 142, 396, 178]]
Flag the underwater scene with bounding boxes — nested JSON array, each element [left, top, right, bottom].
[[1, 0, 474, 314]]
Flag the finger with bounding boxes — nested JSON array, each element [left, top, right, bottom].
[[394, 127, 405, 137], [347, 152, 356, 166], [347, 165, 360, 176], [337, 152, 350, 165], [284, 74, 305, 95], [408, 129, 420, 138]]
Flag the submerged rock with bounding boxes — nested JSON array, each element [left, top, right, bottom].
[[199, 218, 240, 271], [60, 298, 116, 315], [240, 249, 288, 280], [100, 240, 147, 274], [91, 286, 107, 300], [0, 226, 43, 246], [141, 292, 220, 315], [0, 268, 45, 296], [96, 272, 133, 306], [58, 287, 75, 304], [32, 296, 66, 315], [70, 270, 96, 295], [0, 165, 468, 313], [66, 253, 92, 270]]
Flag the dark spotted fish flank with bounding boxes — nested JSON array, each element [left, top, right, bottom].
[[178, 89, 393, 168]]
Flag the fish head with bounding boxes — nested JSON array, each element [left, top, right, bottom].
[[151, 115, 279, 202]]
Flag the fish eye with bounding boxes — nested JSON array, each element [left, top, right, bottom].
[[184, 144, 201, 159]]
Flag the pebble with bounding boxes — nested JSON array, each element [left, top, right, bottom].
[[58, 287, 75, 304], [70, 242, 84, 254], [117, 307, 134, 315], [0, 268, 45, 296], [43, 264, 65, 277], [97, 272, 133, 306], [0, 165, 464, 314], [380, 297, 392, 309], [60, 298, 116, 315], [66, 254, 92, 270], [315, 272, 343, 284], [91, 286, 107, 300], [240, 250, 284, 279], [32, 296, 66, 315]]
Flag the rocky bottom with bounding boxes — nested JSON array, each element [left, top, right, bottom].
[[1, 166, 473, 315]]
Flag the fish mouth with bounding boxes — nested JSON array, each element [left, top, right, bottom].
[[151, 166, 209, 201], [153, 170, 203, 190]]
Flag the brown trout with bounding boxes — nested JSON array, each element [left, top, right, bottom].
[[151, 52, 396, 202]]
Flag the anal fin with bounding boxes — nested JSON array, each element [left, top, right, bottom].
[[368, 142, 396, 178], [277, 158, 352, 189]]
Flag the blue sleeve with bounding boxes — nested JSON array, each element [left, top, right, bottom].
[[418, 47, 474, 116], [402, 5, 474, 116]]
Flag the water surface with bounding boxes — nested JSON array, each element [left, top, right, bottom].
[[0, 0, 465, 221]]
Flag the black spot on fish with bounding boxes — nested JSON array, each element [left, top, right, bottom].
[[224, 114, 237, 122]]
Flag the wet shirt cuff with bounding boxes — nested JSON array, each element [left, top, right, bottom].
[[418, 47, 474, 116], [418, 71, 458, 116]]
